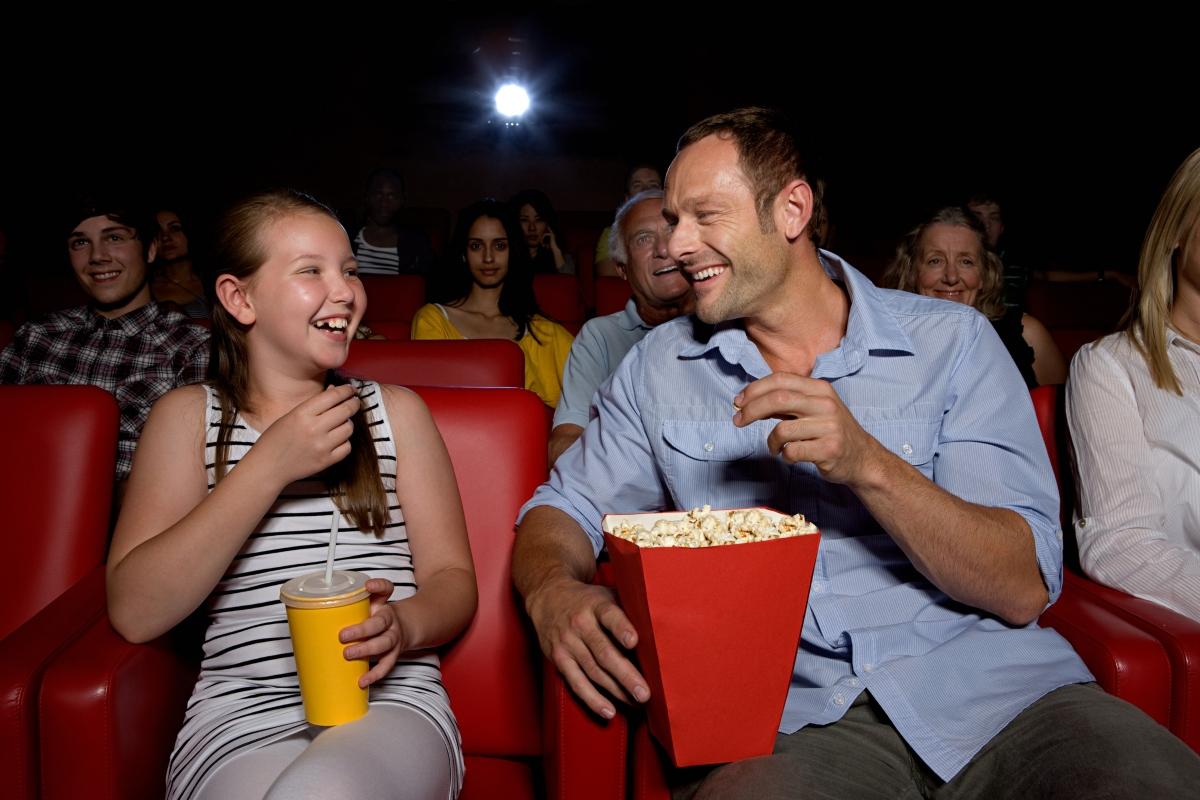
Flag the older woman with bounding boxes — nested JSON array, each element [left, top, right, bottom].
[[1067, 148, 1200, 620], [883, 206, 1066, 386]]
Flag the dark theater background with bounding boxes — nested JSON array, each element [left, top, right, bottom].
[[1, 11, 1191, 318]]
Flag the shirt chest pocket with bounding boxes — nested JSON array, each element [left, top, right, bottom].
[[659, 420, 788, 510], [853, 406, 940, 479]]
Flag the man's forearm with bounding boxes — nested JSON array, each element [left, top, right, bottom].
[[854, 447, 1048, 625], [512, 505, 600, 606]]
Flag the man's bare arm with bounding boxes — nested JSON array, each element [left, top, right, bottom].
[[513, 505, 650, 718]]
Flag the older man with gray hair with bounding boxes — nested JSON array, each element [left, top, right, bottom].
[[548, 190, 693, 464]]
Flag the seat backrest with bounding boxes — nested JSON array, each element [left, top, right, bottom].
[[1029, 384, 1060, 482], [594, 276, 633, 318], [534, 273, 585, 334], [412, 386, 547, 757], [0, 385, 117, 639], [361, 275, 427, 324], [341, 339, 525, 388]]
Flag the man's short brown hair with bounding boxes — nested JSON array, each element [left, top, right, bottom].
[[677, 107, 820, 235]]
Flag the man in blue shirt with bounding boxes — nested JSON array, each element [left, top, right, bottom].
[[549, 190, 693, 465], [513, 108, 1200, 796]]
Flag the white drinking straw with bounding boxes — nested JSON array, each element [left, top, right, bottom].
[[324, 508, 341, 585]]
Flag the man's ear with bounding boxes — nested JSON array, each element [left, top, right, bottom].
[[615, 262, 629, 282], [778, 179, 814, 242], [215, 274, 256, 325], [145, 238, 159, 265]]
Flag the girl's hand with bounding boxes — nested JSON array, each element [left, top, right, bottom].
[[255, 384, 359, 485], [339, 578, 409, 688]]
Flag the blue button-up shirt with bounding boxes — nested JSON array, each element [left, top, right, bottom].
[[552, 298, 653, 430], [519, 252, 1093, 781]]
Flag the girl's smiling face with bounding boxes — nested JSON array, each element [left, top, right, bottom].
[[241, 211, 366, 371]]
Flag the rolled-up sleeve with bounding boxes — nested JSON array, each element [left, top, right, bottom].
[[518, 337, 671, 555], [937, 313, 1064, 601]]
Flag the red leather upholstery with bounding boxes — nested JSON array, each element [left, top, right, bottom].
[[1028, 385, 1060, 481], [38, 387, 572, 799], [365, 320, 412, 340], [360, 274, 427, 324], [0, 385, 118, 800], [534, 274, 585, 334], [341, 339, 525, 389], [594, 276, 633, 318]]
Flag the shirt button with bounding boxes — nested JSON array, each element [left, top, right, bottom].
[[812, 582, 825, 594], [863, 663, 874, 673], [901, 443, 913, 456], [703, 442, 715, 452], [833, 693, 845, 706], [847, 678, 859, 687]]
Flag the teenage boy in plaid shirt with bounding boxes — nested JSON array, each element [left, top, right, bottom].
[[0, 198, 209, 484]]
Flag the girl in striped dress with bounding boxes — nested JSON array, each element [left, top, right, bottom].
[[106, 190, 475, 800]]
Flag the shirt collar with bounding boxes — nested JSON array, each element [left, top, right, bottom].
[[87, 300, 162, 334], [677, 250, 914, 380], [1167, 326, 1200, 355], [619, 298, 652, 332]]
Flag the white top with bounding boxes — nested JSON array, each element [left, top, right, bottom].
[[1067, 330, 1200, 620]]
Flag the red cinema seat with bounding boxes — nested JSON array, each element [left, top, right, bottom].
[[37, 387, 614, 799], [341, 339, 524, 388], [594, 276, 633, 318], [534, 274, 585, 334], [0, 386, 118, 800], [361, 274, 427, 325]]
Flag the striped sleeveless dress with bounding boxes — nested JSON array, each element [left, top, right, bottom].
[[166, 381, 464, 799]]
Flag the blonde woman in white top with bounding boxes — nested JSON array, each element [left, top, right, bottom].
[[1068, 147, 1200, 620]]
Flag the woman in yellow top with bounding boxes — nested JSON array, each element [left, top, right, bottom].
[[412, 199, 573, 408]]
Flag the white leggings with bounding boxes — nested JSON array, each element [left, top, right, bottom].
[[195, 705, 455, 800]]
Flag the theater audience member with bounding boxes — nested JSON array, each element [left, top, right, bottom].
[[1068, 147, 1200, 620], [0, 196, 209, 482], [411, 199, 573, 408], [549, 189, 691, 464], [883, 206, 1066, 386], [352, 168, 435, 276], [595, 163, 662, 277], [511, 189, 575, 274], [107, 189, 471, 798], [514, 106, 1200, 797], [152, 207, 209, 319]]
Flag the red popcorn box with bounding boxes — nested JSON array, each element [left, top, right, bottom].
[[602, 508, 821, 767]]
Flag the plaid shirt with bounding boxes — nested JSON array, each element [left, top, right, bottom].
[[0, 302, 210, 480]]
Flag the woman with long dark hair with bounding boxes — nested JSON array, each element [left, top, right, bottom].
[[511, 188, 575, 274], [412, 198, 573, 408], [151, 207, 210, 319], [107, 189, 474, 798]]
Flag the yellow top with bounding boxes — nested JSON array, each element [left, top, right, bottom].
[[411, 303, 574, 408]]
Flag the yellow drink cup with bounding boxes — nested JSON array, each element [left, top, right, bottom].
[[280, 570, 371, 726]]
